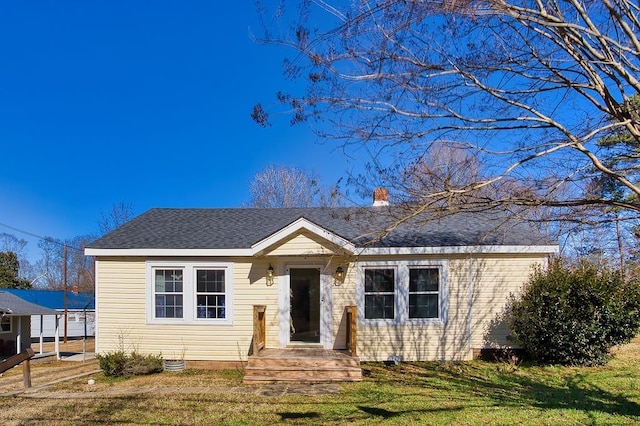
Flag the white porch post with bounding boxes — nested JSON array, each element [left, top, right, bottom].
[[39, 315, 44, 354], [54, 314, 60, 360], [16, 316, 21, 355]]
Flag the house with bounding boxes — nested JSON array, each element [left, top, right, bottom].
[[0, 289, 95, 341], [0, 291, 60, 359], [85, 194, 557, 371]]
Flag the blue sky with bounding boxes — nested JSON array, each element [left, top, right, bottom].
[[0, 1, 359, 260]]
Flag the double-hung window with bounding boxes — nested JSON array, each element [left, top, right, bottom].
[[196, 269, 226, 319], [154, 269, 184, 319], [364, 268, 395, 320], [148, 262, 233, 325], [409, 268, 439, 319]]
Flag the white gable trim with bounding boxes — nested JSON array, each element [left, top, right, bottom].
[[358, 245, 559, 255], [251, 218, 356, 255]]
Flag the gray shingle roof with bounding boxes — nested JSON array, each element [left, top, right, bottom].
[[86, 207, 555, 250], [0, 291, 59, 316]]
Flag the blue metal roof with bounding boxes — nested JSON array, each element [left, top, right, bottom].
[[0, 291, 58, 316], [0, 289, 94, 310]]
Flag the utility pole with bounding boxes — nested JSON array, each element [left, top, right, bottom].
[[63, 244, 68, 343]]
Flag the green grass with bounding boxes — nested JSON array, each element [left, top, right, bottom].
[[2, 342, 640, 425]]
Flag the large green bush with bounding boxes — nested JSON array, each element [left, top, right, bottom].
[[96, 351, 164, 377], [509, 258, 640, 366]]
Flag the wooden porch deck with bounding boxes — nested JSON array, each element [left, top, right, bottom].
[[245, 305, 361, 383], [243, 348, 362, 384]]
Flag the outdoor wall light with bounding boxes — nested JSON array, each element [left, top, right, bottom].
[[266, 264, 275, 286], [334, 265, 345, 286]]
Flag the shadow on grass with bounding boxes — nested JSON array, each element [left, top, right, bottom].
[[356, 404, 465, 420], [357, 405, 401, 418], [363, 361, 640, 419], [278, 412, 320, 420]]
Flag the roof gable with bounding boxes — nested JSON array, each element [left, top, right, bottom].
[[252, 217, 355, 256]]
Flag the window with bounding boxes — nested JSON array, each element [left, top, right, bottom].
[[154, 269, 184, 319], [358, 261, 447, 325], [409, 268, 439, 319], [364, 269, 395, 319], [0, 315, 10, 333], [196, 269, 226, 319], [147, 262, 233, 325]]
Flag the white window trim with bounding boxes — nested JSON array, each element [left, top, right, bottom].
[[0, 315, 12, 333], [357, 264, 400, 326], [194, 268, 229, 323], [146, 260, 233, 326], [405, 261, 448, 326], [356, 260, 448, 327]]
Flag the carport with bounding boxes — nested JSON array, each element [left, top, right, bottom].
[[0, 291, 60, 359]]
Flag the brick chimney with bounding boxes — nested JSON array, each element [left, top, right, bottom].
[[373, 187, 389, 206]]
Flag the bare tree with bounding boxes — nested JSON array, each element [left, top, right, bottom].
[[398, 142, 485, 205], [0, 232, 28, 255], [253, 0, 640, 224], [248, 164, 342, 207], [0, 232, 34, 280], [36, 237, 63, 289], [98, 202, 136, 235], [36, 235, 94, 292]]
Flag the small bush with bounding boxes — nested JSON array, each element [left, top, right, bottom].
[[96, 350, 127, 377], [508, 257, 640, 366], [96, 351, 163, 377]]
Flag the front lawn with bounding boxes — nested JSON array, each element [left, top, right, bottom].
[[1, 339, 639, 425]]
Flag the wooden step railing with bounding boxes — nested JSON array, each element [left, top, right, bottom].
[[0, 347, 35, 388], [345, 306, 357, 357], [252, 305, 266, 355]]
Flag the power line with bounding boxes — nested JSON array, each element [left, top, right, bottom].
[[0, 221, 84, 252]]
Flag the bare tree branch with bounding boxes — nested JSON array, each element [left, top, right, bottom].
[[253, 0, 640, 218]]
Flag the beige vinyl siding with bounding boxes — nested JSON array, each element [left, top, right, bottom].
[[330, 259, 356, 350], [350, 256, 470, 361], [343, 254, 548, 361], [264, 230, 338, 257], [469, 254, 546, 350], [95, 250, 549, 362], [96, 257, 279, 361]]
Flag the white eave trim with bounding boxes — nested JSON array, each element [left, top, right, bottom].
[[251, 217, 356, 255], [84, 248, 253, 257], [358, 245, 559, 255], [85, 244, 558, 258]]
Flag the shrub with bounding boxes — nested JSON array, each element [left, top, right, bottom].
[[508, 257, 640, 366], [96, 351, 163, 377]]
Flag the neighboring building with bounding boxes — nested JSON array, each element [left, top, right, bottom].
[[85, 195, 557, 365], [0, 289, 95, 340], [0, 291, 58, 358]]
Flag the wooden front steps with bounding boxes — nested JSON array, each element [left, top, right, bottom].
[[243, 348, 362, 384]]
